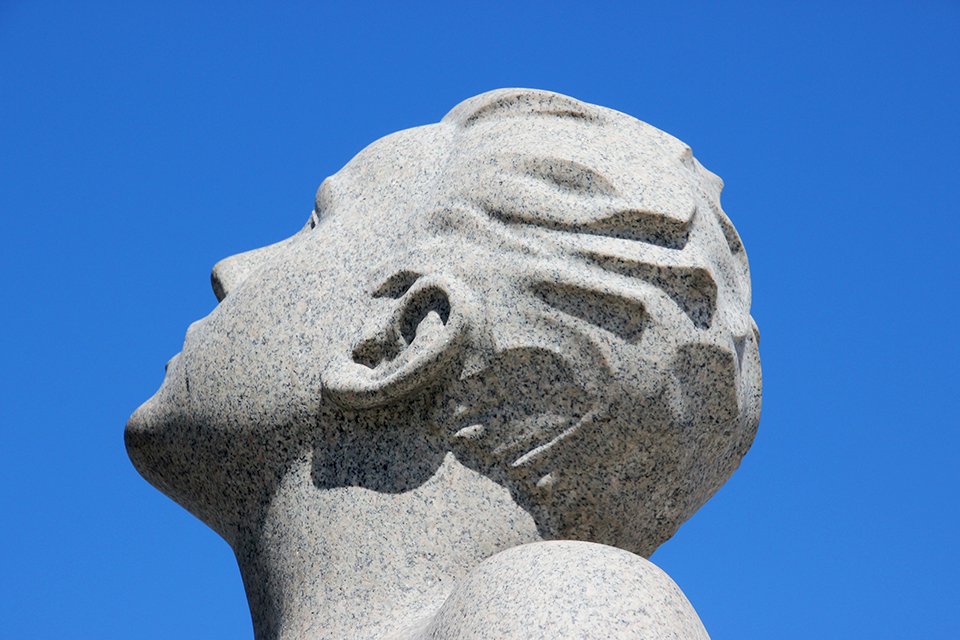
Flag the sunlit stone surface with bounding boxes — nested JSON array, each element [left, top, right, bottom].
[[127, 88, 761, 639]]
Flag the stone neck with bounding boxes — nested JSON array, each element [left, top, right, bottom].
[[233, 453, 542, 640]]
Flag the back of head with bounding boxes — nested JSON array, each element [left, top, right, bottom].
[[424, 89, 761, 555]]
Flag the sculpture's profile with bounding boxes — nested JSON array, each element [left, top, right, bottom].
[[127, 89, 761, 639]]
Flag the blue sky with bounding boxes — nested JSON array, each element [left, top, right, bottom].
[[1, 2, 957, 638]]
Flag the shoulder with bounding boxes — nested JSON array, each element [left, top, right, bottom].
[[420, 541, 710, 640]]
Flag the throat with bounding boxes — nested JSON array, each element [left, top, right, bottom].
[[233, 453, 542, 640]]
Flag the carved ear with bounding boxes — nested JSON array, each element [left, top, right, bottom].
[[322, 274, 478, 410]]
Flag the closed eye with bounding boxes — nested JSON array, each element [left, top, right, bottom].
[[302, 209, 322, 232]]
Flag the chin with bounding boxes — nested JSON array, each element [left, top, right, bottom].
[[124, 355, 200, 508], [126, 392, 185, 498]]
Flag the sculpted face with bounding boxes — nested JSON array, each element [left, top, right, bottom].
[[126, 123, 461, 537], [127, 89, 761, 555]]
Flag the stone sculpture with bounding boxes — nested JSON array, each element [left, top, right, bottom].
[[127, 88, 762, 639]]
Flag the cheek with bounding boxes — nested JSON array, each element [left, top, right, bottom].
[[183, 281, 331, 431], [183, 233, 378, 431]]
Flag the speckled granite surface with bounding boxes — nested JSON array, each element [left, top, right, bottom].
[[127, 89, 761, 639]]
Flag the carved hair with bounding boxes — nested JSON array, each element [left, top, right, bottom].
[[431, 89, 761, 555]]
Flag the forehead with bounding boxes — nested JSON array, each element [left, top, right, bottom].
[[322, 124, 453, 221], [322, 111, 700, 236]]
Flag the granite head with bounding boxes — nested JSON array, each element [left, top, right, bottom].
[[126, 88, 761, 555]]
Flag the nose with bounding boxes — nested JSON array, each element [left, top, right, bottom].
[[211, 252, 252, 302], [210, 238, 293, 302]]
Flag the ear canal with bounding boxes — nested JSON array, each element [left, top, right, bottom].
[[397, 286, 452, 345], [322, 275, 478, 410]]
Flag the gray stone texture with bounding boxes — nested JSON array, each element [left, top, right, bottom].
[[127, 88, 761, 639]]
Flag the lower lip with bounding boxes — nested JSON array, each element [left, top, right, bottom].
[[165, 353, 181, 374]]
